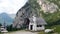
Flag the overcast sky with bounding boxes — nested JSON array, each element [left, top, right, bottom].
[[0, 0, 28, 14]]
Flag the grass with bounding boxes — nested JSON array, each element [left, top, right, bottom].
[[0, 33, 3, 34], [38, 25, 60, 34], [38, 31, 52, 34], [38, 31, 45, 34], [51, 25, 60, 33]]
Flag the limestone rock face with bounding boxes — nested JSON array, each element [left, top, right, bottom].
[[37, 0, 58, 13], [13, 2, 32, 28]]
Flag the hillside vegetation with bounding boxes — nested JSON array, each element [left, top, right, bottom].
[[42, 0, 60, 26], [29, 0, 60, 26], [29, 0, 41, 16]]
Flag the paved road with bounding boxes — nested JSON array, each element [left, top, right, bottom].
[[7, 30, 37, 34]]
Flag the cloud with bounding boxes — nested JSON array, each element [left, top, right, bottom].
[[0, 0, 28, 14]]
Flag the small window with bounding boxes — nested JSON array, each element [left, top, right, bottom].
[[37, 25, 42, 27]]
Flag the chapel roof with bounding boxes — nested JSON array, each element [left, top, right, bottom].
[[29, 17, 47, 25]]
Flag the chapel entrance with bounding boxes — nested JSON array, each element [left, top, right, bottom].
[[30, 25, 33, 30]]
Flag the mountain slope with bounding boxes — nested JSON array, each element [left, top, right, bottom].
[[9, 14, 16, 19], [0, 13, 13, 25]]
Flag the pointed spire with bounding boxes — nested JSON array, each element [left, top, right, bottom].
[[3, 20, 6, 28]]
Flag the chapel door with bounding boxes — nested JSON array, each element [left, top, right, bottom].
[[30, 25, 33, 30]]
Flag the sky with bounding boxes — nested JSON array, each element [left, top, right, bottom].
[[0, 0, 28, 14]]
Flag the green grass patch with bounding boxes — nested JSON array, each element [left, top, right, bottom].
[[51, 25, 60, 33], [0, 33, 3, 34], [38, 31, 53, 34], [38, 31, 45, 34]]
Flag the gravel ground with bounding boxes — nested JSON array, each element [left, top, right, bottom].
[[6, 30, 37, 34]]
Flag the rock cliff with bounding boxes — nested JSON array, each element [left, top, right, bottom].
[[13, 2, 33, 28]]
